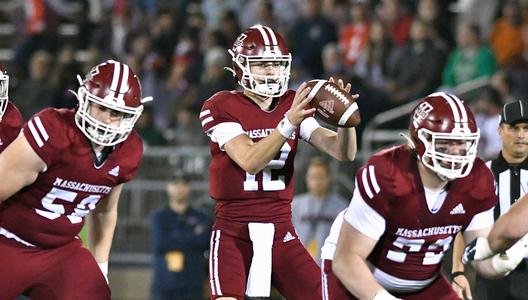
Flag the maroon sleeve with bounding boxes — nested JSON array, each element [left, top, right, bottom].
[[355, 155, 396, 219], [199, 91, 239, 133], [0, 102, 23, 149], [468, 159, 498, 213], [118, 131, 144, 184], [23, 108, 65, 167], [7, 101, 23, 133]]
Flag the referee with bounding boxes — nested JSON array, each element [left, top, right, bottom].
[[452, 100, 528, 300]]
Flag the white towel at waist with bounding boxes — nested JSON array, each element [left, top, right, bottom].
[[246, 222, 275, 297]]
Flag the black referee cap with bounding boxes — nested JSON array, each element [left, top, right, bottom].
[[501, 100, 528, 125]]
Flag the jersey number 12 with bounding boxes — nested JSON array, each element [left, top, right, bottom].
[[243, 143, 291, 191]]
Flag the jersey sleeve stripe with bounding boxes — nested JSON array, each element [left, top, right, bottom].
[[201, 116, 214, 127], [28, 119, 44, 147], [200, 109, 211, 118], [361, 167, 374, 199], [368, 165, 381, 194], [34, 116, 49, 142]]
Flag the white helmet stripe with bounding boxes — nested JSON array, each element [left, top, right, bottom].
[[444, 93, 470, 132], [428, 92, 461, 130], [252, 25, 271, 52], [116, 64, 129, 103], [110, 61, 121, 93], [429, 91, 470, 132], [262, 25, 279, 52], [446, 93, 468, 122], [119, 64, 130, 94]]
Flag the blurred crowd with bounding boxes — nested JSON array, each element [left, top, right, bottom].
[[2, 0, 528, 159]]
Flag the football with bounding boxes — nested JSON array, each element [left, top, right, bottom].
[[306, 79, 360, 128]]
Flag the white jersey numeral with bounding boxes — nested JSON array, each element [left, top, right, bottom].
[[243, 143, 291, 191], [35, 187, 101, 224], [387, 236, 453, 265]]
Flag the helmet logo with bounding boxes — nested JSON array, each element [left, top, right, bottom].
[[86, 64, 102, 82], [233, 33, 247, 49], [413, 102, 433, 129]]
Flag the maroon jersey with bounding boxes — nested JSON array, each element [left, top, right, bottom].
[[0, 101, 23, 153], [356, 145, 497, 281], [200, 90, 299, 222], [0, 108, 143, 248]]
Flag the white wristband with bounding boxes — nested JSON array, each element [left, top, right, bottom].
[[276, 116, 296, 139], [491, 237, 528, 275], [373, 290, 400, 300]]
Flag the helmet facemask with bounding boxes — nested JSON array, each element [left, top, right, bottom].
[[418, 128, 480, 180], [228, 49, 291, 98], [0, 71, 9, 120]]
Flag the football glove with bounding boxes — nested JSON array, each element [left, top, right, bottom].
[[491, 236, 528, 275], [462, 237, 494, 264]]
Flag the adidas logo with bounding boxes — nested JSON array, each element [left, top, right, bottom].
[[108, 166, 120, 177], [283, 231, 295, 243], [449, 203, 466, 215], [319, 100, 335, 114]]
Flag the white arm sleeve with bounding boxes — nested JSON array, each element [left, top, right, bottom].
[[344, 188, 386, 240], [299, 117, 321, 142], [465, 207, 494, 231], [207, 122, 245, 151]]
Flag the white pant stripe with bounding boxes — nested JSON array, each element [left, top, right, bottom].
[[321, 259, 329, 300], [209, 230, 216, 295], [209, 230, 223, 296]]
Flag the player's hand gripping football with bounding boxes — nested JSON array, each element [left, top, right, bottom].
[[287, 82, 316, 126], [490, 235, 528, 275], [328, 77, 359, 102], [328, 77, 351, 94]]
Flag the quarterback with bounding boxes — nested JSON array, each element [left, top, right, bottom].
[[199, 24, 358, 300]]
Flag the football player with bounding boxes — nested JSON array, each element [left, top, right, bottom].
[[0, 60, 152, 299], [0, 67, 23, 153], [324, 93, 520, 300], [199, 24, 359, 300]]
